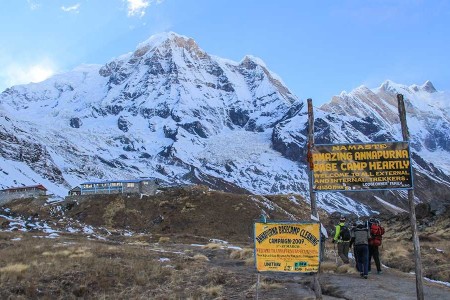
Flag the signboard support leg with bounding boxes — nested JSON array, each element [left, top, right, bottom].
[[397, 94, 424, 300], [256, 272, 260, 300]]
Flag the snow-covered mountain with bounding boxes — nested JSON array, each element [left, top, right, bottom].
[[0, 32, 449, 215]]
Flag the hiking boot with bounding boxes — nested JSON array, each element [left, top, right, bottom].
[[360, 272, 363, 277], [377, 270, 383, 274], [363, 275, 368, 279]]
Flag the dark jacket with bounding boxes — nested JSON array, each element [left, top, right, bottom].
[[350, 225, 370, 248]]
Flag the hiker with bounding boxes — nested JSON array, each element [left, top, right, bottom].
[[350, 220, 370, 279], [332, 216, 351, 264], [350, 221, 359, 271], [368, 218, 385, 274]]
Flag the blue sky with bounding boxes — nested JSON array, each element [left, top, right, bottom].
[[1, 0, 449, 105]]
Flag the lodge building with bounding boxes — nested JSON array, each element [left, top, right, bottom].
[[68, 178, 159, 196], [0, 184, 47, 205]]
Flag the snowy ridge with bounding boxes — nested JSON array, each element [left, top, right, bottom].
[[1, 32, 449, 215]]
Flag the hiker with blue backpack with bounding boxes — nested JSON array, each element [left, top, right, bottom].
[[332, 216, 351, 264], [349, 220, 371, 279]]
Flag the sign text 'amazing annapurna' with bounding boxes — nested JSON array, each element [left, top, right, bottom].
[[311, 142, 412, 191]]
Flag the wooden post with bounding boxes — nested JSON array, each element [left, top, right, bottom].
[[397, 94, 424, 300], [307, 98, 322, 300], [307, 99, 318, 217]]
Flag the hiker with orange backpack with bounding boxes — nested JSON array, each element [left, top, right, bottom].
[[368, 217, 385, 274], [332, 216, 351, 264]]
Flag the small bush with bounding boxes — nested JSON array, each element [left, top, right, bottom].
[[42, 250, 72, 257], [230, 248, 253, 260], [244, 257, 255, 266], [201, 285, 223, 297], [202, 243, 221, 250], [336, 264, 357, 274], [320, 261, 338, 273], [158, 237, 171, 244], [0, 263, 29, 273], [193, 254, 209, 262]]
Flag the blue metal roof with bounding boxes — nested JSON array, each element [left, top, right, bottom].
[[80, 178, 155, 185]]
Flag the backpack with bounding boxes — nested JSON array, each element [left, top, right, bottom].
[[369, 223, 385, 246], [339, 225, 351, 241]]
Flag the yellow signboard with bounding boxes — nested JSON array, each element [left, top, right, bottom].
[[254, 222, 320, 273]]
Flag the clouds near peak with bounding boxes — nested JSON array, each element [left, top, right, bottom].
[[126, 0, 164, 18], [61, 3, 81, 13]]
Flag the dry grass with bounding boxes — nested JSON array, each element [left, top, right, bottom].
[[42, 246, 92, 258], [335, 264, 358, 274], [103, 197, 125, 227], [181, 202, 197, 213], [202, 242, 222, 250], [158, 236, 171, 244], [0, 263, 29, 273], [127, 241, 150, 246], [158, 200, 170, 207], [253, 279, 284, 290], [201, 285, 224, 297], [42, 249, 72, 257], [230, 247, 254, 260], [3, 230, 253, 299], [244, 257, 255, 266], [0, 232, 213, 299], [383, 243, 410, 259], [320, 261, 338, 273], [193, 254, 209, 261]]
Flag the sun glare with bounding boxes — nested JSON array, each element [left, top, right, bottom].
[[27, 65, 55, 83], [5, 63, 55, 87]]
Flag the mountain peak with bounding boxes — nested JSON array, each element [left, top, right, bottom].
[[240, 55, 267, 68], [379, 80, 398, 92], [421, 80, 436, 93], [132, 31, 206, 60], [380, 79, 437, 95], [137, 32, 187, 47]]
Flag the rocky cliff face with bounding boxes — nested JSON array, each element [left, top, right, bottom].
[[0, 32, 449, 215]]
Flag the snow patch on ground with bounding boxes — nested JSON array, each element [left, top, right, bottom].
[[374, 196, 407, 213]]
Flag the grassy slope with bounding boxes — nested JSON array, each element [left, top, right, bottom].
[[0, 186, 449, 298]]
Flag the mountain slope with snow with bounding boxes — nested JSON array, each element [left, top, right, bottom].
[[0, 32, 449, 215]]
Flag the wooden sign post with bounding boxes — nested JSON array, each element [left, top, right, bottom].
[[397, 94, 424, 300], [307, 98, 322, 299]]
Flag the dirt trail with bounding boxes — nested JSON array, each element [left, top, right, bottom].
[[319, 268, 450, 300], [242, 266, 450, 300], [205, 246, 450, 299]]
